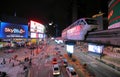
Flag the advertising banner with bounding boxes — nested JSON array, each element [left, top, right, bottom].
[[0, 22, 28, 38], [30, 20, 45, 33], [88, 43, 104, 54], [66, 45, 74, 53], [30, 33, 44, 39]]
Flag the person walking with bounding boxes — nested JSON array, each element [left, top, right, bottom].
[[9, 59, 11, 63], [3, 58, 6, 64]]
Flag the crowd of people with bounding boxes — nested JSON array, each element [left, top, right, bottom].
[[0, 52, 33, 77]]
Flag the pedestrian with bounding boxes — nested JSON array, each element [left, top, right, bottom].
[[12, 62, 14, 67], [3, 58, 6, 64], [14, 55, 18, 60], [29, 60, 32, 66], [9, 59, 11, 63], [24, 51, 27, 54]]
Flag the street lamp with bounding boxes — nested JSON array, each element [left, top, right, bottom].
[[47, 20, 60, 37], [49, 21, 53, 26]]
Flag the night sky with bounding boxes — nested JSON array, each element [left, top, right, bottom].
[[0, 0, 108, 36]]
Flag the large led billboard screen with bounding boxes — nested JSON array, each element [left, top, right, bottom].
[[108, 0, 120, 29], [0, 22, 28, 38], [66, 45, 74, 53], [30, 20, 45, 33], [88, 43, 104, 54], [30, 33, 44, 39]]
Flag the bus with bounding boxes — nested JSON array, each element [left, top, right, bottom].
[[62, 18, 99, 40]]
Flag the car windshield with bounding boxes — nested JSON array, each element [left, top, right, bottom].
[[64, 61, 67, 63], [54, 67, 58, 70], [71, 71, 77, 75]]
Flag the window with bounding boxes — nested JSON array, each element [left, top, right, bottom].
[[80, 20, 86, 25], [85, 19, 98, 25]]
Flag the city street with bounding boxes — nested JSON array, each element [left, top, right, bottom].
[[29, 43, 69, 77], [0, 40, 120, 77]]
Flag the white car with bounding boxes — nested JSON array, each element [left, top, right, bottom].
[[55, 39, 63, 44], [66, 66, 78, 77], [53, 64, 60, 75]]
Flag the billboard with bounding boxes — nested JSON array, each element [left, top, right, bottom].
[[66, 45, 74, 53], [67, 25, 84, 40], [30, 33, 44, 38], [108, 0, 120, 29], [0, 22, 28, 38], [30, 20, 45, 33], [88, 43, 104, 54]]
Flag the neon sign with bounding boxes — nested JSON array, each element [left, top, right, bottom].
[[108, 10, 113, 20]]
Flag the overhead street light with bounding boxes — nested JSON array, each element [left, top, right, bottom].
[[92, 11, 104, 18]]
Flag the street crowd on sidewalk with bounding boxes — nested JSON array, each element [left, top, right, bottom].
[[0, 47, 35, 77]]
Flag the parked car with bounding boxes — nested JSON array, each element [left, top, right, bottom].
[[66, 66, 78, 77], [52, 64, 61, 75]]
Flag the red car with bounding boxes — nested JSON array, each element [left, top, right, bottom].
[[52, 58, 57, 64]]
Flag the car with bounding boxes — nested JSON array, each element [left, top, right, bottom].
[[62, 58, 68, 67], [4, 49, 15, 53], [53, 64, 61, 75], [55, 47, 59, 50], [52, 58, 57, 64], [56, 51, 61, 55], [66, 66, 78, 77], [59, 54, 63, 59]]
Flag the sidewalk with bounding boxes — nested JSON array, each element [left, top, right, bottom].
[[0, 48, 32, 77], [0, 58, 25, 77]]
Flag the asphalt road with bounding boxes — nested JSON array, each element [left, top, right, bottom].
[[29, 43, 69, 77], [73, 51, 120, 77]]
